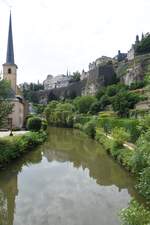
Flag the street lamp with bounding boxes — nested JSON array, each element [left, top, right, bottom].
[[8, 118, 13, 136]]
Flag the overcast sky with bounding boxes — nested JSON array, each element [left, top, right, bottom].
[[0, 0, 149, 84]]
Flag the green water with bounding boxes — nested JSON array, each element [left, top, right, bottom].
[[0, 128, 143, 225]]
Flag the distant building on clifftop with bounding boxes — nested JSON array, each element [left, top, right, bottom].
[[43, 74, 72, 90]]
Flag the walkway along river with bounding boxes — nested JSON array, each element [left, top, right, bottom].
[[0, 128, 144, 225]]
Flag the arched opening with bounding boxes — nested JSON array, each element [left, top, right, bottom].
[[8, 68, 11, 74]]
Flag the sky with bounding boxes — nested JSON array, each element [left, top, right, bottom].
[[0, 0, 149, 84]]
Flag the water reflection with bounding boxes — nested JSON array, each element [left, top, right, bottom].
[[0, 128, 144, 225]]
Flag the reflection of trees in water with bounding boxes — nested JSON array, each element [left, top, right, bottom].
[[0, 190, 7, 225], [43, 128, 143, 201], [0, 147, 43, 225]]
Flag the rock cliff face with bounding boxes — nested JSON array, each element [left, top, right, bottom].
[[38, 63, 116, 103], [83, 63, 117, 95], [116, 53, 150, 86], [37, 53, 150, 103]]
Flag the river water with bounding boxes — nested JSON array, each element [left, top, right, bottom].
[[0, 128, 143, 225]]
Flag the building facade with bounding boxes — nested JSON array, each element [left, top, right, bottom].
[[43, 74, 71, 90]]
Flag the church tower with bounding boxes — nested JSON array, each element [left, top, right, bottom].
[[3, 12, 18, 94]]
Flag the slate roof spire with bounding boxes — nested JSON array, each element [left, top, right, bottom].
[[6, 11, 15, 64]]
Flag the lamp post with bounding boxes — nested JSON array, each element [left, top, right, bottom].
[[8, 118, 13, 136]]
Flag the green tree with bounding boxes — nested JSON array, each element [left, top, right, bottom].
[[74, 96, 97, 114], [112, 91, 139, 117], [0, 79, 13, 127], [136, 33, 150, 54], [71, 71, 81, 82]]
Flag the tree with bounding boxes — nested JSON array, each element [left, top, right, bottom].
[[74, 96, 97, 114], [0, 79, 13, 127], [136, 33, 150, 54], [70, 71, 81, 82], [112, 91, 139, 117], [21, 82, 44, 103]]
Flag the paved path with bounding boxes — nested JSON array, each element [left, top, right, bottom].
[[0, 131, 28, 138], [106, 134, 135, 150]]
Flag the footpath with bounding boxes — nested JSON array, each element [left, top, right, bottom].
[[0, 131, 28, 138], [105, 134, 136, 150]]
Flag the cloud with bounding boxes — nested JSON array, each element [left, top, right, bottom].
[[0, 0, 149, 83]]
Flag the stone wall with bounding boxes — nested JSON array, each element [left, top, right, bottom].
[[83, 63, 117, 95], [37, 63, 117, 102], [38, 80, 86, 104]]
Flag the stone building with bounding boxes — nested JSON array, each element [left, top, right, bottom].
[[2, 12, 28, 129], [127, 34, 140, 61], [43, 74, 72, 90], [115, 50, 127, 62], [80, 69, 89, 80]]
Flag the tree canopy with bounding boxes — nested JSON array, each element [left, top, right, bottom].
[[0, 78, 13, 127]]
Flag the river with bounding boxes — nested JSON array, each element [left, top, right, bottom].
[[0, 128, 143, 225]]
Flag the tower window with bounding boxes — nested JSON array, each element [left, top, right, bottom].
[[8, 68, 11, 74]]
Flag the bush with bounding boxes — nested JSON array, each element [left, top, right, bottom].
[[112, 127, 130, 147], [0, 131, 47, 165], [42, 119, 48, 130], [74, 96, 97, 114], [97, 116, 140, 143], [90, 101, 102, 114], [120, 199, 150, 225], [129, 81, 146, 90], [98, 95, 111, 110], [112, 91, 140, 117], [73, 115, 93, 125], [83, 121, 96, 139], [73, 123, 83, 130], [27, 117, 42, 132], [131, 130, 150, 173], [136, 167, 150, 200]]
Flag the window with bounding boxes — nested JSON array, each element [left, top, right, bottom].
[[8, 68, 11, 74]]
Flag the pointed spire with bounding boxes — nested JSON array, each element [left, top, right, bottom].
[[6, 11, 15, 64], [66, 68, 69, 77]]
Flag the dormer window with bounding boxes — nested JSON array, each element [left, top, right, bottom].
[[8, 68, 11, 74]]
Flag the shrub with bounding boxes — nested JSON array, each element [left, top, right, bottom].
[[42, 119, 48, 130], [136, 167, 150, 200], [112, 91, 140, 117], [112, 127, 130, 147], [73, 123, 83, 130], [89, 101, 102, 114], [131, 130, 150, 173], [83, 121, 96, 139], [74, 96, 97, 114], [0, 131, 47, 165], [73, 115, 93, 125], [96, 87, 106, 100], [129, 81, 146, 90], [120, 199, 150, 225], [98, 95, 111, 110], [27, 117, 42, 132]]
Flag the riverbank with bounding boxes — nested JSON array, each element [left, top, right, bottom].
[[0, 131, 47, 167]]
